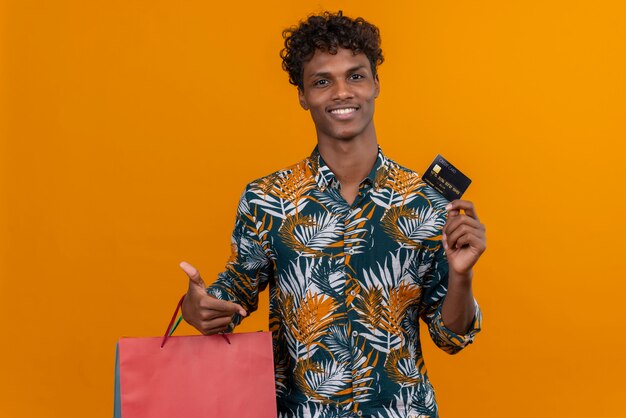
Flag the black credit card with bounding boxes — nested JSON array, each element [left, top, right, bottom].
[[422, 155, 472, 201]]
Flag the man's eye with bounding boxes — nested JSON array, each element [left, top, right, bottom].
[[350, 74, 364, 80], [314, 79, 329, 86]]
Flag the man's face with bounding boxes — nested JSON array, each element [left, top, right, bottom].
[[298, 48, 380, 144]]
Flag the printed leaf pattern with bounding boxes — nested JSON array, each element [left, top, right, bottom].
[[295, 359, 352, 401], [208, 148, 481, 418], [279, 212, 342, 257]]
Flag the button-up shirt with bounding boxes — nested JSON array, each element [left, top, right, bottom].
[[208, 147, 481, 418]]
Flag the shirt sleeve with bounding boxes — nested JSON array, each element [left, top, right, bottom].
[[206, 187, 274, 330], [419, 243, 482, 355]]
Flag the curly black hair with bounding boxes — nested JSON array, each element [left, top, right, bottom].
[[280, 11, 384, 91]]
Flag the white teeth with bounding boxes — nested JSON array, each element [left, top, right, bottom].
[[331, 108, 356, 115]]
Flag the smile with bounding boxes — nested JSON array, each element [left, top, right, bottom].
[[329, 107, 357, 115]]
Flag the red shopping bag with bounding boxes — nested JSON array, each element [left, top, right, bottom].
[[114, 296, 277, 418]]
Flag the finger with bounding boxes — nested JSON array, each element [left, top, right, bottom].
[[446, 224, 484, 250], [444, 214, 483, 236], [199, 316, 235, 335], [179, 261, 247, 317], [444, 215, 483, 231], [446, 200, 480, 221], [200, 309, 232, 322], [456, 232, 487, 254], [447, 223, 485, 249], [442, 233, 449, 251], [202, 297, 247, 317], [180, 261, 206, 288], [447, 209, 461, 218]]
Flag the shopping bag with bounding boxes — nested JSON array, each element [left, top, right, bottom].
[[114, 296, 277, 418]]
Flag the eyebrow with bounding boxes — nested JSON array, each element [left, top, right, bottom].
[[309, 65, 368, 79]]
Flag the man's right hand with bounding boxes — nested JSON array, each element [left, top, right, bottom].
[[179, 261, 247, 335]]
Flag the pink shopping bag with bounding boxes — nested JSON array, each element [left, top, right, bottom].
[[114, 297, 277, 417]]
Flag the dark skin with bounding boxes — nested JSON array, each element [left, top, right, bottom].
[[441, 200, 486, 333], [181, 47, 486, 336], [298, 47, 379, 206], [180, 261, 246, 335]]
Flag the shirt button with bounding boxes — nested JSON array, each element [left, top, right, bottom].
[[352, 331, 358, 338], [350, 290, 356, 297], [357, 412, 363, 416], [347, 248, 355, 255]]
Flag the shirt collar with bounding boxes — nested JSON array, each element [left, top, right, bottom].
[[308, 146, 389, 192]]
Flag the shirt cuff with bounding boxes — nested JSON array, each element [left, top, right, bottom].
[[431, 299, 482, 349]]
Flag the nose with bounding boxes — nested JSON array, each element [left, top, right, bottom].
[[332, 79, 354, 101]]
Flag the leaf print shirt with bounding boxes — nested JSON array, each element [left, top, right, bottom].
[[208, 147, 482, 418]]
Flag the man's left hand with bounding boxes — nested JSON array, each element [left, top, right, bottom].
[[443, 200, 486, 277]]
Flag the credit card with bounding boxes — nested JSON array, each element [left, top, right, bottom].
[[422, 154, 472, 201]]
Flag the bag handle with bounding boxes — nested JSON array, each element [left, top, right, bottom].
[[161, 294, 231, 348]]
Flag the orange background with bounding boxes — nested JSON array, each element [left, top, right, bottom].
[[1, 1, 625, 417]]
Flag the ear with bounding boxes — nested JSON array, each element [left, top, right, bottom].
[[374, 75, 380, 99], [298, 88, 309, 110]]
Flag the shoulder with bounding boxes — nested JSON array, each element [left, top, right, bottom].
[[241, 156, 315, 199]]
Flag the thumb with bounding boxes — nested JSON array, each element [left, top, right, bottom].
[[231, 302, 248, 318], [179, 261, 206, 289]]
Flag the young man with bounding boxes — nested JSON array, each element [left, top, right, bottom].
[[180, 11, 486, 418]]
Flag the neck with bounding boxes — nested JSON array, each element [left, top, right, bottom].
[[317, 135, 379, 187]]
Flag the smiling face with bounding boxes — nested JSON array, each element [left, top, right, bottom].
[[298, 48, 380, 145]]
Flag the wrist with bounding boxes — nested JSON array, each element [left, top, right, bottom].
[[449, 269, 473, 286]]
